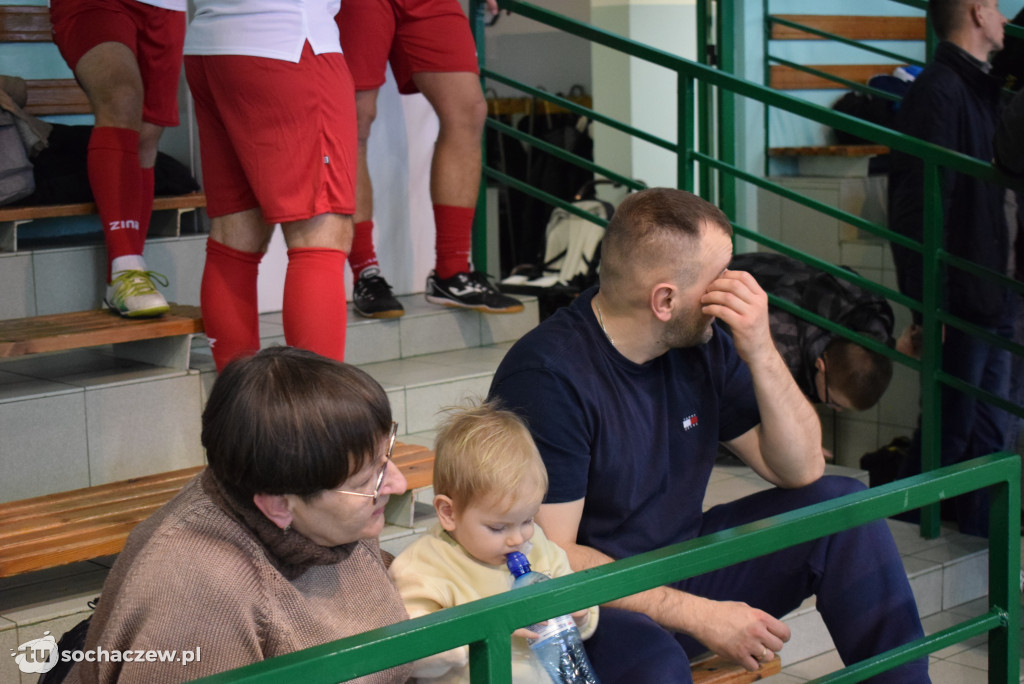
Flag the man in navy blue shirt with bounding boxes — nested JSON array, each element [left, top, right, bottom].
[[490, 188, 928, 683]]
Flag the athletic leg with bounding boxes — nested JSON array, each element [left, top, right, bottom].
[[350, 88, 403, 318], [77, 42, 169, 316], [414, 71, 522, 313], [281, 214, 353, 362], [202, 210, 272, 371]]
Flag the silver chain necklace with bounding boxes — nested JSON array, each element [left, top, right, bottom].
[[594, 298, 615, 346]]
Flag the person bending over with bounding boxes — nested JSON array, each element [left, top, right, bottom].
[[728, 252, 894, 413]]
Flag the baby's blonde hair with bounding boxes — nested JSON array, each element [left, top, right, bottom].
[[433, 401, 548, 511]]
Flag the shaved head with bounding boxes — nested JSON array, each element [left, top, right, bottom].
[[600, 188, 733, 309]]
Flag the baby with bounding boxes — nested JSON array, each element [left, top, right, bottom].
[[388, 401, 599, 683]]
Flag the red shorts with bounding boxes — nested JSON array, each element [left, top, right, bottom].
[[337, 0, 480, 95], [49, 0, 185, 127], [184, 44, 357, 223]]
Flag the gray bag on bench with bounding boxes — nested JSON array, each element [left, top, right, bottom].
[[0, 108, 34, 206]]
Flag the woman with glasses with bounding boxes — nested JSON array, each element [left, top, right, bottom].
[[65, 346, 410, 683]]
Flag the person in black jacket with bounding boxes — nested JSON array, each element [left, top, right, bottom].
[[887, 0, 1012, 536]]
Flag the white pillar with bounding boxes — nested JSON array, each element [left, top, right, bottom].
[[590, 0, 698, 190]]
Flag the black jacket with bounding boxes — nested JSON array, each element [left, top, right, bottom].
[[888, 41, 1012, 326]]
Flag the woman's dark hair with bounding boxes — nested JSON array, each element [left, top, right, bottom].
[[202, 346, 392, 500]]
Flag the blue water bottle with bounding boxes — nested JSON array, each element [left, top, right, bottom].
[[506, 551, 600, 684]]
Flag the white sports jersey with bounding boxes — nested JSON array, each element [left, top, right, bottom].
[[137, 0, 188, 11], [47, 0, 188, 12], [184, 0, 342, 63]]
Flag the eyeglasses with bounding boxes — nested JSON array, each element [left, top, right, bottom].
[[334, 421, 398, 505]]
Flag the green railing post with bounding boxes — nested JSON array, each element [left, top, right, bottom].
[[468, 635, 513, 683], [471, 0, 489, 273], [986, 456, 1022, 684], [679, 74, 695, 193], [919, 161, 944, 538], [716, 0, 737, 219], [697, 0, 713, 201]]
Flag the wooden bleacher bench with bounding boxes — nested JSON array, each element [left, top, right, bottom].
[[0, 4, 206, 251], [0, 193, 208, 225], [0, 304, 203, 368], [767, 13, 924, 162], [0, 442, 434, 578], [692, 654, 781, 683], [0, 438, 780, 681]]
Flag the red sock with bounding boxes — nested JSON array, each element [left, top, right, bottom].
[[88, 127, 143, 280], [202, 239, 263, 372], [283, 248, 348, 362], [135, 166, 155, 252], [349, 220, 379, 280], [433, 204, 473, 279]]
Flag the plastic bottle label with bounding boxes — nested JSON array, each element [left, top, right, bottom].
[[530, 615, 578, 644]]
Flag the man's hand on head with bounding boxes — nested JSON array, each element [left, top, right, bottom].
[[701, 270, 774, 365]]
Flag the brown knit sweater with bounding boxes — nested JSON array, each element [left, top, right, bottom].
[[65, 470, 412, 683]]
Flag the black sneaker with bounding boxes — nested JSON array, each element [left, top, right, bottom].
[[425, 270, 525, 313], [353, 267, 404, 319]]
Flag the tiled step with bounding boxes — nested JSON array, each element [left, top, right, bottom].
[[192, 293, 540, 441], [0, 294, 537, 507], [0, 349, 205, 503], [0, 235, 206, 320]]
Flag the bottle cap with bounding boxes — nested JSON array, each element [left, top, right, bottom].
[[506, 551, 531, 577]]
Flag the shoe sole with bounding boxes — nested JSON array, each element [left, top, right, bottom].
[[424, 294, 525, 314], [105, 300, 170, 319], [353, 307, 405, 320]]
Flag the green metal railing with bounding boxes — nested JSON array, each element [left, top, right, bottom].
[[196, 454, 1020, 683]]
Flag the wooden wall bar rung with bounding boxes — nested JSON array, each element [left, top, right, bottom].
[[769, 64, 902, 90], [487, 95, 592, 117], [770, 14, 926, 41], [0, 5, 52, 42]]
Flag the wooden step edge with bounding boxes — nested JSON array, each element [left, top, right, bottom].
[[0, 305, 204, 358]]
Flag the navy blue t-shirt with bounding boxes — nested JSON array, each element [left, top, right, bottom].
[[488, 288, 760, 561]]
